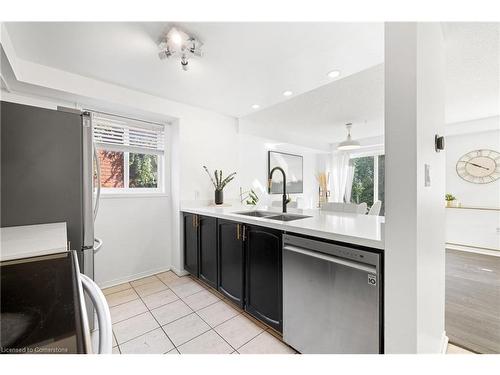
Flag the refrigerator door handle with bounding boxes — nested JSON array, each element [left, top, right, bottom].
[[94, 237, 103, 253], [80, 273, 112, 354], [82, 112, 94, 252], [93, 142, 101, 222]]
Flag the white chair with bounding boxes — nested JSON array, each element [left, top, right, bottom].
[[368, 201, 382, 216], [321, 202, 367, 214], [321, 202, 345, 212], [344, 202, 367, 214]]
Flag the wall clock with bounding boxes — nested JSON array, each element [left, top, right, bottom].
[[456, 149, 500, 184]]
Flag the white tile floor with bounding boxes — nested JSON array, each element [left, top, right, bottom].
[[95, 271, 296, 354]]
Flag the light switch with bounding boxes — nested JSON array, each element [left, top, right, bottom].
[[424, 164, 431, 187]]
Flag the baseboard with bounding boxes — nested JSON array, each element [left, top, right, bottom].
[[97, 266, 172, 289], [440, 331, 449, 354], [170, 266, 190, 277]]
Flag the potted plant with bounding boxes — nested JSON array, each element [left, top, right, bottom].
[[445, 193, 457, 208], [203, 166, 236, 205], [240, 187, 259, 206]]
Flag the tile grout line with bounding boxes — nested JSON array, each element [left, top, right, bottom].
[[111, 276, 178, 349], [164, 274, 275, 353], [125, 275, 178, 353], [157, 275, 238, 353]]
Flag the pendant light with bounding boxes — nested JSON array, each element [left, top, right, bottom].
[[337, 123, 361, 151]]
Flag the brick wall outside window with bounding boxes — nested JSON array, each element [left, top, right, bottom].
[[98, 150, 124, 188]]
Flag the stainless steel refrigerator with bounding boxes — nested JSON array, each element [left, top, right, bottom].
[[1, 100, 101, 327]]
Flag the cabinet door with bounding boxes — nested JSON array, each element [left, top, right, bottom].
[[199, 216, 218, 288], [245, 225, 283, 332], [218, 220, 245, 307], [183, 213, 199, 276]]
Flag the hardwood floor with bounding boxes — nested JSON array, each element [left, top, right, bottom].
[[445, 249, 500, 354]]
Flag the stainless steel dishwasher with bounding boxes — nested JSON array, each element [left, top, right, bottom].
[[282, 234, 382, 354]]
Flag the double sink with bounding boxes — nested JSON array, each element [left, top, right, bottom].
[[234, 210, 311, 222]]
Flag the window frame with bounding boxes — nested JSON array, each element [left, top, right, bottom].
[[92, 112, 169, 197]]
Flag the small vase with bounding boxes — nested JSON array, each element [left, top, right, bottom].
[[215, 189, 223, 205]]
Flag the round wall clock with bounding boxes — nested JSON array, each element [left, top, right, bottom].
[[456, 149, 500, 184]]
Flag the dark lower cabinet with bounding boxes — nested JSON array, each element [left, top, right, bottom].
[[244, 224, 283, 332], [218, 220, 245, 307], [183, 213, 283, 332], [183, 213, 199, 276], [199, 216, 218, 288]]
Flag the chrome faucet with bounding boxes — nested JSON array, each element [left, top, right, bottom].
[[268, 166, 291, 213]]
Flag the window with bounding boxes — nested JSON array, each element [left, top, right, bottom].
[[92, 112, 166, 194], [350, 153, 385, 214]]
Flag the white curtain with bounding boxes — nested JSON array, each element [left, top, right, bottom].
[[344, 161, 355, 203], [330, 152, 354, 202]]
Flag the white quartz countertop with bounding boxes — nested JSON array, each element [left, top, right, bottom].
[[0, 222, 68, 261], [181, 204, 385, 250]]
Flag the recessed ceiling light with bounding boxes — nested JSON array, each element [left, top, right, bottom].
[[327, 70, 341, 79], [283, 90, 293, 97], [251, 104, 260, 110]]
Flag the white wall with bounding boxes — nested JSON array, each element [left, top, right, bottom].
[[236, 132, 329, 209], [444, 118, 500, 251], [385, 23, 446, 353], [94, 196, 171, 287], [445, 125, 500, 208]]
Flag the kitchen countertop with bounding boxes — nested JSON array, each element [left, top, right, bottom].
[[0, 222, 68, 261], [181, 204, 385, 250]]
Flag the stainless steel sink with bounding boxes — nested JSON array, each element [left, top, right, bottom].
[[233, 210, 276, 217], [266, 214, 311, 222]]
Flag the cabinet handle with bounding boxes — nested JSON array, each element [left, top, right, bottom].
[[195, 215, 199, 227], [242, 225, 247, 241], [236, 223, 241, 240]]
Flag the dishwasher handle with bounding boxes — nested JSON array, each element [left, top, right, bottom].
[[283, 244, 377, 274]]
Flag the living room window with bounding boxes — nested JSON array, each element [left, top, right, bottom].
[[350, 153, 385, 215]]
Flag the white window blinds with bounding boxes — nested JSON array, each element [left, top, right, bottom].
[[92, 112, 165, 155]]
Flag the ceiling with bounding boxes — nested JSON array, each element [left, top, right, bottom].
[[242, 22, 499, 146], [3, 22, 384, 118], [241, 64, 384, 146], [2, 22, 498, 147], [443, 22, 499, 124]]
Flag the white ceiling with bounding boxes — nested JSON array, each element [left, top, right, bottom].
[[2, 22, 498, 147], [242, 22, 499, 146], [241, 64, 384, 145], [443, 22, 499, 124], [3, 22, 384, 118]]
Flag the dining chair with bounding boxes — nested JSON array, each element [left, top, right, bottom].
[[321, 202, 345, 212], [368, 200, 382, 216]]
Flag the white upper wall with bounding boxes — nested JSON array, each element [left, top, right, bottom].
[[445, 117, 500, 207]]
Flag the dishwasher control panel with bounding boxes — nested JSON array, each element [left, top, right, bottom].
[[283, 233, 380, 268]]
